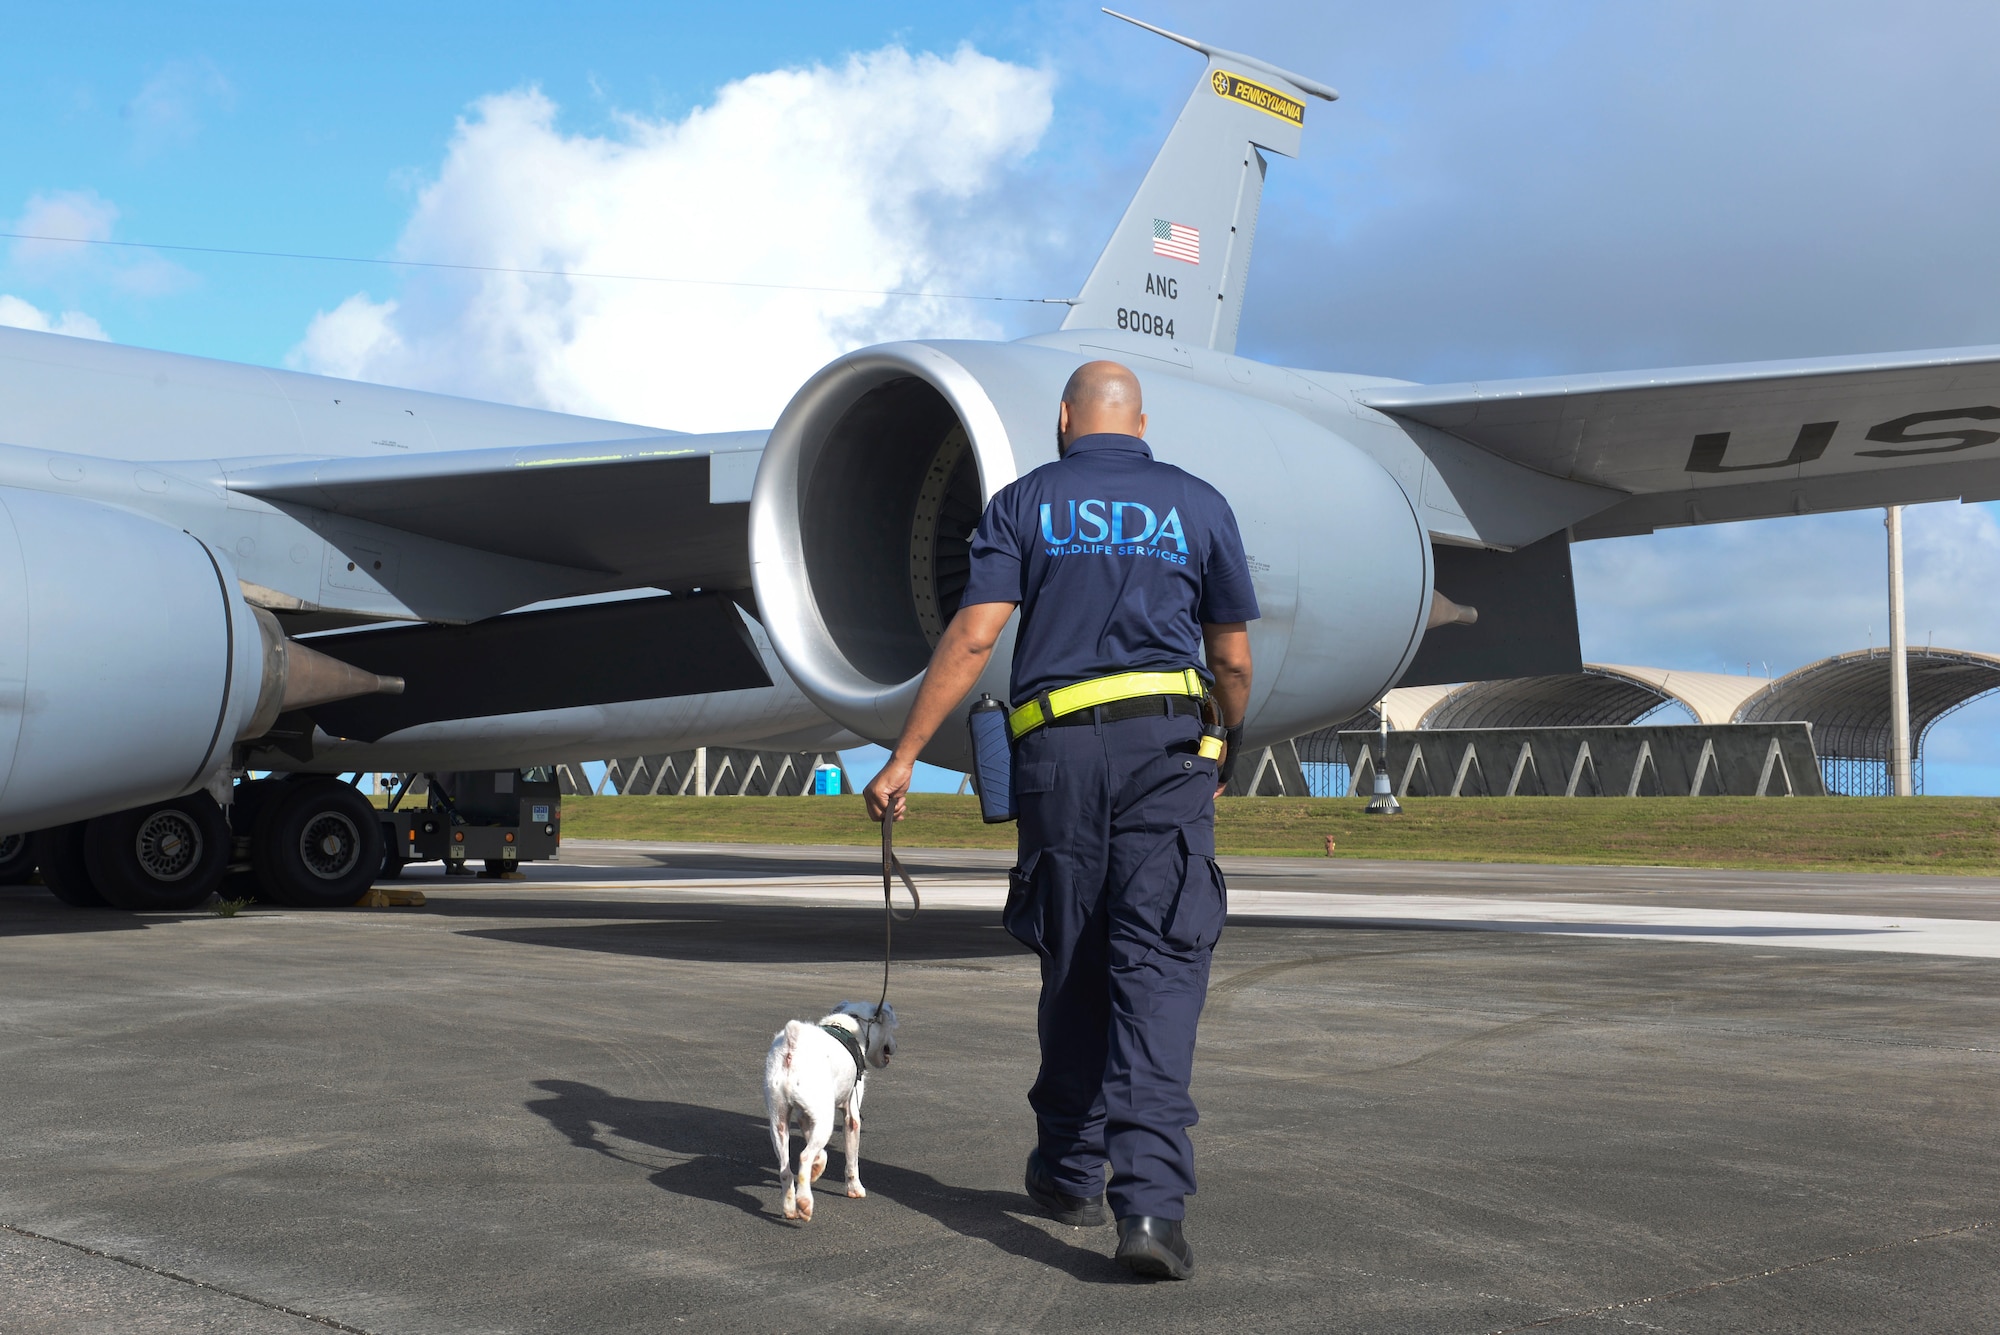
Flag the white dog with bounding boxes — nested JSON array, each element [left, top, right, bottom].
[[763, 1001, 898, 1222]]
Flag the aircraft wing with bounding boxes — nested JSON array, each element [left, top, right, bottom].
[[1355, 344, 2000, 539], [225, 431, 767, 592]]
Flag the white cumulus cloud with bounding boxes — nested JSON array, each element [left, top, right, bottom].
[[0, 294, 107, 340], [292, 45, 1055, 432], [9, 190, 119, 268], [7, 190, 187, 296], [291, 294, 403, 381]]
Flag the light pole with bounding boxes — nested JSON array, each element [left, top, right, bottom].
[[1886, 506, 1913, 797], [1364, 696, 1401, 814]]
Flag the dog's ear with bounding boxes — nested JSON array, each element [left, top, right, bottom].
[[877, 1004, 898, 1029]]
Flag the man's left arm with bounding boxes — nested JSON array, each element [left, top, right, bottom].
[[1202, 622, 1252, 727], [1202, 622, 1253, 797], [862, 600, 1018, 822], [1198, 495, 1261, 795]]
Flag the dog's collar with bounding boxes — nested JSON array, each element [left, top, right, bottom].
[[819, 1021, 868, 1075]]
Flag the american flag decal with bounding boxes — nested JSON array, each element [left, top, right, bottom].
[[1152, 218, 1199, 265]]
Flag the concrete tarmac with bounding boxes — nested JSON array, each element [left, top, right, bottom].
[[2, 843, 1997, 1333]]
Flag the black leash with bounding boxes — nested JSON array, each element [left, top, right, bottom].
[[877, 814, 921, 1014]]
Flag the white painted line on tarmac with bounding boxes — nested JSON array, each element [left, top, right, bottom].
[[1224, 890, 2000, 959], [486, 875, 2000, 959]]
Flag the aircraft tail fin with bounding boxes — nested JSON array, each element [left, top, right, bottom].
[[1060, 10, 1335, 355]]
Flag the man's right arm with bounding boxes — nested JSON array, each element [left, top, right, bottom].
[[862, 600, 1018, 822]]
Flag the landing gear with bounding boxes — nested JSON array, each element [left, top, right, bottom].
[[251, 777, 383, 908], [0, 832, 33, 885], [30, 823, 108, 907], [222, 778, 281, 903], [84, 794, 230, 911]]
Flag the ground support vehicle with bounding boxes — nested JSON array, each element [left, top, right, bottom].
[[378, 769, 561, 880]]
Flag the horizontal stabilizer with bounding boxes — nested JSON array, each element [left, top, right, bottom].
[[1358, 344, 2000, 538]]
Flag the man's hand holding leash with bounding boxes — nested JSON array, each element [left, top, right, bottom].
[[863, 601, 1016, 823]]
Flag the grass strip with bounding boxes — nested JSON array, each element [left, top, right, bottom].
[[557, 794, 2000, 875]]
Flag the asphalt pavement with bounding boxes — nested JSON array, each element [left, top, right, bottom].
[[2, 844, 1996, 1333]]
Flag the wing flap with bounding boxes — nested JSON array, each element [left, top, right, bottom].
[[226, 432, 767, 590], [300, 593, 772, 742]]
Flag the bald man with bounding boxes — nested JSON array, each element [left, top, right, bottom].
[[865, 360, 1257, 1280]]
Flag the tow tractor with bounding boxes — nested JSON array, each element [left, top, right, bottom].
[[378, 768, 562, 879]]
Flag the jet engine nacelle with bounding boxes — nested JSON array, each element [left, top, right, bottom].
[[0, 487, 276, 832], [750, 340, 1434, 768]]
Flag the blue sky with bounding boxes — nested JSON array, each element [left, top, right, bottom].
[[8, 1, 2000, 791]]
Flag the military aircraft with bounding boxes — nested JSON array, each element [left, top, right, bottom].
[[5, 10, 2000, 909]]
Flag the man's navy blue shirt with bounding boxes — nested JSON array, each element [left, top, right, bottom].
[[960, 432, 1260, 703]]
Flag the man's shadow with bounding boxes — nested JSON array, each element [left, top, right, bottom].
[[526, 1079, 1127, 1281]]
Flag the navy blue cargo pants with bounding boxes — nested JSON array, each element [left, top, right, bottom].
[[1003, 705, 1227, 1221]]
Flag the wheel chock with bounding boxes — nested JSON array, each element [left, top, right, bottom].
[[358, 888, 428, 908]]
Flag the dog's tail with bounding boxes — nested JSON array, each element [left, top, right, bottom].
[[781, 1020, 806, 1069]]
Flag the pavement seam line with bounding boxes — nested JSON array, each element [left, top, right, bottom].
[[0, 1220, 383, 1335], [1488, 1217, 1995, 1332]]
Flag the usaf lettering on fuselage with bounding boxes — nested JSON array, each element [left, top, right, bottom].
[[1686, 406, 2000, 472], [1041, 499, 1190, 564]]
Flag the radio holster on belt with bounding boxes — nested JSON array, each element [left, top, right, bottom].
[[967, 694, 1016, 824]]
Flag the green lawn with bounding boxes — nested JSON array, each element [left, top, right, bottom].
[[557, 794, 2000, 875]]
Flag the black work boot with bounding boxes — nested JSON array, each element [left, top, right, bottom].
[[1116, 1215, 1194, 1280], [1023, 1150, 1108, 1227]]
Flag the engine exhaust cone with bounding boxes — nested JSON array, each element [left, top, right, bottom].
[[240, 608, 403, 742], [278, 638, 404, 712]]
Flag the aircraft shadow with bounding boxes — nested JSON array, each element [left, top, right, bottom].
[[523, 1079, 1125, 1281], [0, 886, 195, 937], [458, 903, 1024, 964]]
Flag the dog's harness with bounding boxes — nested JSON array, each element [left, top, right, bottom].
[[818, 1021, 868, 1076]]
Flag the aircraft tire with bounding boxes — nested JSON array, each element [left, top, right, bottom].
[[84, 794, 231, 912], [253, 778, 383, 908], [30, 824, 109, 908], [0, 832, 35, 885], [377, 820, 409, 880]]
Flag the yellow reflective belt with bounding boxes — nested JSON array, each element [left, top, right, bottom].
[[1007, 668, 1206, 739]]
